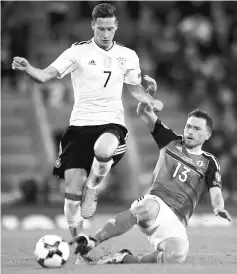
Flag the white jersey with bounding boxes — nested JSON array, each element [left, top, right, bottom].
[[50, 38, 141, 127]]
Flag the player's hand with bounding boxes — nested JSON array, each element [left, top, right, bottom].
[[137, 100, 163, 116], [149, 99, 163, 113], [137, 102, 152, 115], [12, 57, 30, 71], [214, 207, 232, 222], [144, 75, 157, 98]]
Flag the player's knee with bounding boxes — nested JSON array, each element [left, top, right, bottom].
[[131, 201, 148, 217], [64, 169, 87, 194], [94, 132, 119, 158], [131, 198, 159, 225], [161, 238, 189, 264], [164, 250, 187, 264], [91, 156, 113, 177]]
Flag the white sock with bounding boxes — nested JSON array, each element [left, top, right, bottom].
[[64, 198, 83, 239], [87, 157, 113, 189]]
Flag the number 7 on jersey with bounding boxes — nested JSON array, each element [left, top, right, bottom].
[[104, 71, 111, 87]]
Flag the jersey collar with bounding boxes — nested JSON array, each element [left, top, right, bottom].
[[92, 38, 115, 52], [186, 148, 203, 155], [180, 139, 203, 155]]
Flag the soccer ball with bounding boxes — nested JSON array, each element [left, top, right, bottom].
[[34, 235, 70, 268]]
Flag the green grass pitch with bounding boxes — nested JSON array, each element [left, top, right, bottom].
[[1, 215, 237, 274]]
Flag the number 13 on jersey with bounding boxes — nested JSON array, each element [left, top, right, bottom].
[[173, 162, 191, 182]]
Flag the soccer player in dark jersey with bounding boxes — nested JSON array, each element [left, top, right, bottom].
[[73, 75, 231, 264]]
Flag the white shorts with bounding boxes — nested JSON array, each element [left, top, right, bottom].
[[131, 194, 188, 251]]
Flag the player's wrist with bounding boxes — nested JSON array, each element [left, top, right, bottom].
[[25, 63, 32, 73], [146, 87, 156, 98]]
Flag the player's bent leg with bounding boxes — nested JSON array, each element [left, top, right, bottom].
[[131, 196, 160, 229], [95, 209, 137, 243], [96, 198, 189, 265], [81, 132, 119, 219], [158, 237, 189, 264], [87, 132, 119, 188], [76, 209, 137, 256], [64, 168, 87, 239], [98, 238, 189, 265], [118, 239, 188, 264], [77, 197, 159, 255]]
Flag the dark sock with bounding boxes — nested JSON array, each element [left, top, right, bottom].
[[94, 209, 137, 243], [122, 251, 163, 264]]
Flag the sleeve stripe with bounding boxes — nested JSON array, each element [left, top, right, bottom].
[[73, 39, 92, 46], [161, 122, 169, 129], [58, 61, 74, 76], [203, 151, 220, 171]]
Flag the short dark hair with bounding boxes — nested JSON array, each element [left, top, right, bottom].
[[188, 109, 213, 132], [92, 3, 117, 21]]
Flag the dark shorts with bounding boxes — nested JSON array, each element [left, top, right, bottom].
[[53, 123, 128, 179]]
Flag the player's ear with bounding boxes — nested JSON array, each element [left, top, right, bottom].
[[91, 20, 95, 31], [205, 131, 212, 141], [115, 20, 118, 30]]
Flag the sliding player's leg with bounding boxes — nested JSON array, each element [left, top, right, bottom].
[[97, 195, 189, 264], [102, 237, 189, 264], [75, 209, 138, 255], [95, 196, 161, 264], [123, 195, 189, 264], [76, 195, 159, 256]]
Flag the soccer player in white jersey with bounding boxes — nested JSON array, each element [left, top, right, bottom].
[[75, 76, 232, 265], [11, 3, 163, 259]]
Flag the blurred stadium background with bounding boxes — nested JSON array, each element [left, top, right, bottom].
[[1, 1, 237, 231]]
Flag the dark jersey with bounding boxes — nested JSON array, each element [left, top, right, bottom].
[[149, 119, 222, 227]]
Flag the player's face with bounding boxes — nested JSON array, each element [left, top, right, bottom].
[[92, 17, 118, 50], [184, 117, 211, 148]]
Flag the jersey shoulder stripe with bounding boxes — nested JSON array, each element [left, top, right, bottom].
[[202, 151, 220, 171], [73, 40, 92, 46]]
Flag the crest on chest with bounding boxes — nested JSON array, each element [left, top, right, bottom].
[[117, 57, 126, 72], [196, 160, 205, 167], [104, 57, 112, 68]]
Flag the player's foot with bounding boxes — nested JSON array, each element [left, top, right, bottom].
[[97, 249, 133, 265], [75, 254, 86, 265], [81, 186, 98, 219], [75, 253, 94, 265], [74, 234, 97, 256]]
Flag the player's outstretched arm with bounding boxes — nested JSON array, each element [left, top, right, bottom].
[[136, 103, 159, 132], [136, 75, 163, 132], [12, 56, 59, 83], [209, 187, 232, 222], [126, 82, 162, 113]]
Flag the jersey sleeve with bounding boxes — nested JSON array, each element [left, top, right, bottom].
[[205, 156, 222, 190], [49, 46, 77, 79], [124, 51, 141, 85], [151, 119, 180, 149]]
